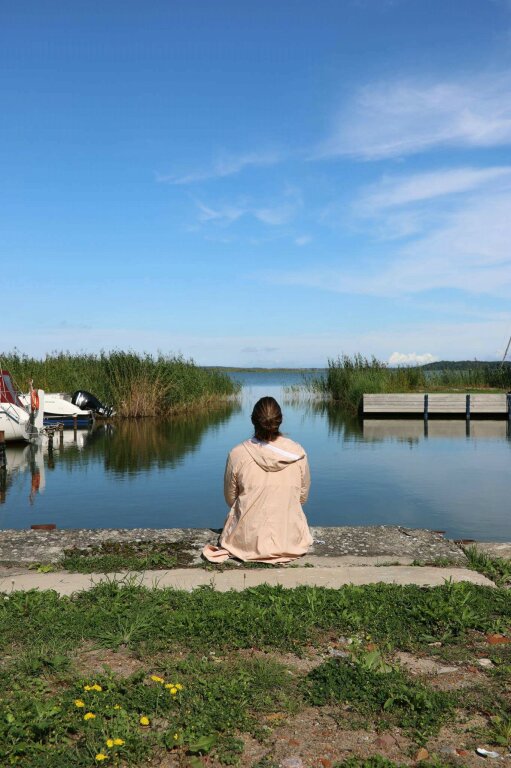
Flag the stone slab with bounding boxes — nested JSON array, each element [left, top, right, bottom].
[[0, 565, 494, 596], [0, 525, 468, 566], [471, 542, 511, 559]]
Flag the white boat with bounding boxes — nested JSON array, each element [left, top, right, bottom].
[[19, 391, 92, 426], [0, 370, 45, 443]]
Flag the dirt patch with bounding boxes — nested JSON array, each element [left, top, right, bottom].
[[234, 647, 325, 676], [240, 707, 413, 767], [73, 643, 145, 678], [393, 651, 485, 690]]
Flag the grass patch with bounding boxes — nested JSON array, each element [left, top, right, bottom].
[[0, 653, 295, 767], [1, 581, 510, 656], [61, 541, 195, 573], [1, 582, 510, 765], [1, 350, 240, 417], [463, 546, 511, 588], [304, 657, 454, 743]]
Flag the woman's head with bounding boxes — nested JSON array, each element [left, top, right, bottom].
[[251, 396, 282, 442]]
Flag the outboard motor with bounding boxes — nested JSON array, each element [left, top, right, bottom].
[[71, 391, 115, 418]]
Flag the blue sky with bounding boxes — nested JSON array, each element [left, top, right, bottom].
[[2, 0, 511, 366]]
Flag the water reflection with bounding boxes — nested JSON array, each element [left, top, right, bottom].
[[363, 419, 511, 443], [307, 400, 362, 441], [88, 403, 240, 475], [1, 429, 89, 506], [1, 373, 510, 539], [0, 401, 241, 508]]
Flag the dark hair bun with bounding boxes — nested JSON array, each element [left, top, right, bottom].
[[251, 396, 282, 442]]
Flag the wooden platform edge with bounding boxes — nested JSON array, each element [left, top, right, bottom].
[[363, 392, 511, 419]]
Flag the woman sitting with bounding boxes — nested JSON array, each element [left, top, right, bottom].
[[203, 396, 312, 563]]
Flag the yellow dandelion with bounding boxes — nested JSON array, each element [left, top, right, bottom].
[[175, 683, 183, 690], [113, 738, 125, 746], [113, 704, 122, 710], [150, 675, 164, 683], [164, 683, 173, 689], [84, 685, 93, 691], [84, 712, 96, 721], [74, 699, 85, 708], [92, 684, 103, 692], [139, 715, 150, 726], [106, 739, 114, 748], [173, 732, 179, 740], [95, 754, 107, 762], [169, 687, 177, 695]]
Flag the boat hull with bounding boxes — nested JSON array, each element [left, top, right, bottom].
[[0, 405, 39, 442]]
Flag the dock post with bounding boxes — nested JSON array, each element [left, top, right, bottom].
[[507, 393, 511, 424], [466, 394, 471, 422], [0, 430, 6, 503], [0, 431, 6, 469], [47, 428, 54, 469], [423, 394, 429, 422]]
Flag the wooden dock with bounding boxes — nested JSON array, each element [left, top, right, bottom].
[[363, 393, 511, 419]]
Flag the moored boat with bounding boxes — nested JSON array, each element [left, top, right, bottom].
[[0, 371, 45, 442], [19, 391, 93, 427]]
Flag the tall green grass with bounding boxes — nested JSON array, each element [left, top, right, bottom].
[[311, 354, 511, 414], [1, 351, 239, 417]]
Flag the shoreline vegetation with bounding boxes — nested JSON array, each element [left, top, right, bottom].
[[309, 355, 511, 414], [1, 351, 239, 418], [2, 350, 510, 418], [1, 575, 510, 766]]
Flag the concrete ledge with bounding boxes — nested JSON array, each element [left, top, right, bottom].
[[0, 525, 470, 566], [471, 542, 511, 559], [0, 564, 495, 596]]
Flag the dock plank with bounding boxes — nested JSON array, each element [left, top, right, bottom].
[[363, 393, 509, 416]]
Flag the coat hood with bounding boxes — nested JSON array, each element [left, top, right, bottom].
[[242, 437, 305, 472]]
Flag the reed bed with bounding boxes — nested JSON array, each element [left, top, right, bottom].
[[1, 351, 239, 417], [310, 354, 511, 414]]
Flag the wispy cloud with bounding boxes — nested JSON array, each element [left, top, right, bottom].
[[194, 187, 302, 228], [318, 73, 511, 159], [295, 235, 312, 246], [262, 187, 511, 299], [157, 150, 280, 185], [254, 201, 297, 226], [357, 166, 511, 212], [195, 200, 246, 224]]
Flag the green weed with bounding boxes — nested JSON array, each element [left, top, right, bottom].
[[488, 714, 511, 747], [0, 653, 294, 767], [1, 581, 510, 658], [60, 540, 194, 573], [463, 546, 511, 587], [304, 657, 454, 742]]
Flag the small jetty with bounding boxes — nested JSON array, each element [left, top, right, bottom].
[[363, 392, 511, 419]]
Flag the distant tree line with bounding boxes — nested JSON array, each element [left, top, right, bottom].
[[421, 360, 511, 371]]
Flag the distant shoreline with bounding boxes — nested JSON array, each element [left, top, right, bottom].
[[203, 366, 325, 373]]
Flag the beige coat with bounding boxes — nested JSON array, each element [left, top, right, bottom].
[[203, 435, 312, 563]]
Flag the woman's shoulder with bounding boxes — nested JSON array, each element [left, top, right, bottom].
[[227, 441, 250, 464], [274, 435, 308, 457], [228, 436, 307, 463]]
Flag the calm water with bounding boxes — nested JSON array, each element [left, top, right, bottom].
[[1, 371, 510, 540]]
